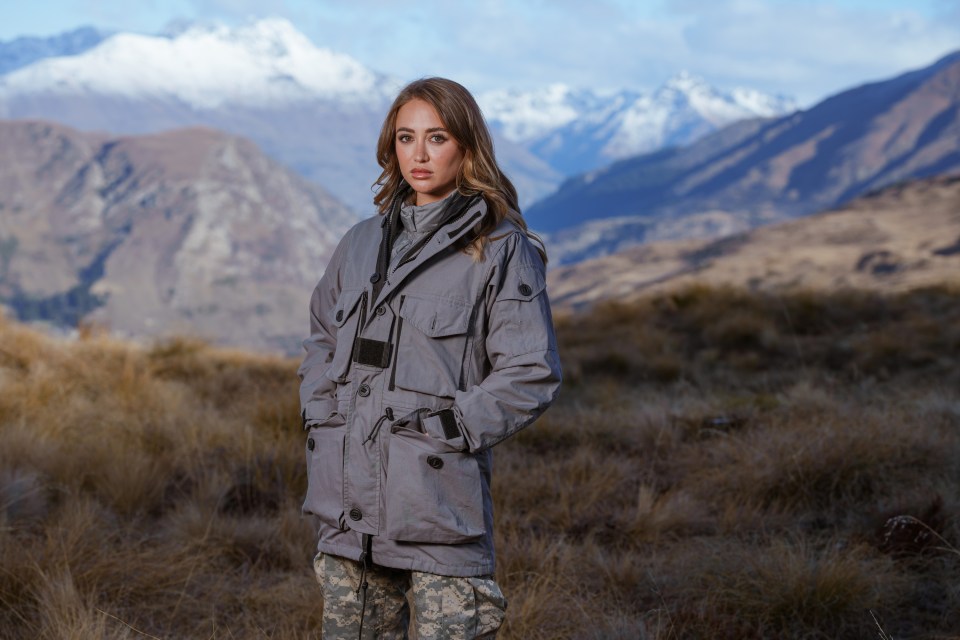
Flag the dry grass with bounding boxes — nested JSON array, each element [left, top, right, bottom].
[[2, 284, 960, 638]]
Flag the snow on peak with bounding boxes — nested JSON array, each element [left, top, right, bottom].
[[513, 75, 798, 175], [0, 18, 388, 109], [663, 70, 711, 93], [478, 83, 603, 142]]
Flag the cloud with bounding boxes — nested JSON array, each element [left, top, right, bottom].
[[664, 0, 960, 103], [20, 0, 956, 106], [281, 0, 959, 105]]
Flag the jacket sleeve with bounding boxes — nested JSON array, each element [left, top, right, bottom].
[[451, 233, 562, 452], [297, 233, 349, 428]]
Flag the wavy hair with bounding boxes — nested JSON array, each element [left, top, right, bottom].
[[373, 77, 546, 263]]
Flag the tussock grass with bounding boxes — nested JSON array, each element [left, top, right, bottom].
[[2, 285, 960, 638]]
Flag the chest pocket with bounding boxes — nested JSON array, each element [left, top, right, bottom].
[[325, 288, 366, 383], [392, 294, 473, 398]]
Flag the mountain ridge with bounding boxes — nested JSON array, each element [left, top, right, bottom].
[[547, 174, 960, 308], [530, 48, 960, 264], [0, 119, 356, 352], [0, 26, 107, 75], [481, 72, 796, 176], [0, 19, 794, 211]]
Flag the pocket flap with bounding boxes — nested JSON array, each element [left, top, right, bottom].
[[399, 295, 472, 338], [332, 289, 365, 328], [501, 264, 546, 302]]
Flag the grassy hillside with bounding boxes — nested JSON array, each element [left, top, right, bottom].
[[1, 285, 959, 639]]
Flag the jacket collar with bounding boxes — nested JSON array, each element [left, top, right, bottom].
[[370, 194, 488, 310], [399, 192, 455, 234]]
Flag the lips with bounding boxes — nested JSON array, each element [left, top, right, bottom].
[[410, 169, 432, 179]]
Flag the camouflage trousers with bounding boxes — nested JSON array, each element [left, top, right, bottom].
[[314, 552, 507, 639]]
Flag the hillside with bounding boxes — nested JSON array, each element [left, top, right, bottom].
[[0, 119, 356, 352], [1, 285, 958, 638], [530, 50, 960, 264], [548, 174, 960, 308]]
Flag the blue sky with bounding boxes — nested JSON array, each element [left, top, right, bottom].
[[2, 0, 959, 105]]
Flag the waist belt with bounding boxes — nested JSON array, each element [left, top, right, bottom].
[[353, 338, 393, 368]]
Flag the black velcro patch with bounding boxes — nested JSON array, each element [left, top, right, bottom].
[[353, 338, 393, 368], [434, 409, 460, 440]]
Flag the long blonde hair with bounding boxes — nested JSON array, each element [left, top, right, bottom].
[[373, 77, 546, 263]]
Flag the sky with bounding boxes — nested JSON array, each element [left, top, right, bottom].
[[2, 0, 959, 105]]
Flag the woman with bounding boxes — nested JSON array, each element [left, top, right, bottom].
[[298, 77, 561, 639]]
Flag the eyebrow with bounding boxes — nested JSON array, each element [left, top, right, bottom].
[[397, 126, 447, 133]]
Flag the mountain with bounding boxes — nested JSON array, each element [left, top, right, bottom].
[[481, 74, 796, 175], [529, 50, 960, 264], [0, 120, 356, 352], [0, 26, 107, 75], [547, 174, 960, 308], [0, 20, 561, 212]]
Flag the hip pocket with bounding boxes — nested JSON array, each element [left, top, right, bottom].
[[385, 427, 485, 544], [302, 420, 346, 528]]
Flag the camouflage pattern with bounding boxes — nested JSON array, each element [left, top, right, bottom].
[[411, 571, 507, 639], [315, 553, 507, 639], [315, 552, 409, 639]]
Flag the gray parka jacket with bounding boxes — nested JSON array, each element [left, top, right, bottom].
[[298, 193, 561, 577]]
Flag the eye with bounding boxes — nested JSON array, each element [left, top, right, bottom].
[[430, 134, 447, 143], [397, 134, 413, 143]]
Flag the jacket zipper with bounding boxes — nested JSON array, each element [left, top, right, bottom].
[[388, 295, 405, 391], [388, 196, 481, 282]]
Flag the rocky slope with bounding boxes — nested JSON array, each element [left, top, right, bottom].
[[0, 120, 356, 352], [547, 175, 960, 308], [530, 50, 960, 264]]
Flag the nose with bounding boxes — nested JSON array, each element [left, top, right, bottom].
[[414, 139, 428, 162]]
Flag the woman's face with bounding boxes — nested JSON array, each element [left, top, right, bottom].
[[395, 98, 466, 206]]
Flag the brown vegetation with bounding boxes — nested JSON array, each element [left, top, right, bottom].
[[1, 284, 959, 638]]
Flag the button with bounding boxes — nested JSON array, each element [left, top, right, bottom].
[[349, 507, 362, 521], [335, 310, 344, 322], [358, 384, 370, 397], [370, 273, 381, 283], [518, 283, 533, 296], [427, 456, 444, 470], [375, 305, 386, 316], [307, 438, 315, 451]]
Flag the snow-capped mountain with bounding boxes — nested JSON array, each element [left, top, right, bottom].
[[526, 49, 960, 265], [0, 19, 559, 211], [0, 19, 793, 210], [0, 19, 392, 109], [480, 73, 797, 175], [479, 84, 608, 142], [0, 26, 107, 75]]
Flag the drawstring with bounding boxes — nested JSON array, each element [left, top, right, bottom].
[[362, 407, 394, 445], [356, 533, 372, 639]]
